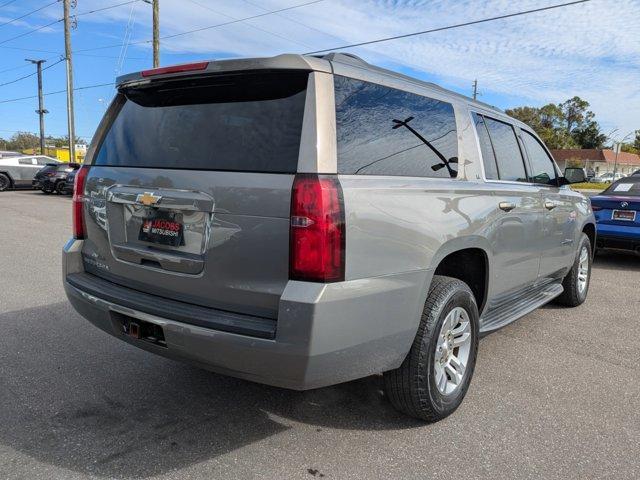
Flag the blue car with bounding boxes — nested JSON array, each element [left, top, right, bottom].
[[591, 177, 640, 253]]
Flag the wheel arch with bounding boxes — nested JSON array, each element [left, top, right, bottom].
[[582, 222, 596, 253], [429, 236, 491, 315]]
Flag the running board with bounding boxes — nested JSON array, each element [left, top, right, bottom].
[[480, 281, 564, 334]]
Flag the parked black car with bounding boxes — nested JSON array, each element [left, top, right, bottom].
[[33, 162, 80, 194], [59, 168, 77, 195]]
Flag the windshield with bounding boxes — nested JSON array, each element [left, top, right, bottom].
[[93, 71, 308, 173], [602, 180, 640, 196]]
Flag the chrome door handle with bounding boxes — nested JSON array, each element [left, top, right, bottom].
[[545, 201, 557, 210], [498, 202, 516, 212]]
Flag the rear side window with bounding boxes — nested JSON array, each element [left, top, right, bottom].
[[482, 116, 527, 182], [18, 158, 34, 165], [334, 76, 458, 178], [472, 113, 499, 180], [522, 130, 557, 185], [36, 157, 51, 165], [94, 71, 308, 173]]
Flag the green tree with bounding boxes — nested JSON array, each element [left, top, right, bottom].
[[506, 96, 609, 150], [559, 96, 590, 133], [571, 120, 607, 149], [5, 132, 40, 151]]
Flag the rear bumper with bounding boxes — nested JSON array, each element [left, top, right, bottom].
[[63, 239, 430, 390], [596, 223, 640, 251]]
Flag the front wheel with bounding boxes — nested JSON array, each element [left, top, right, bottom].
[[383, 275, 479, 422], [554, 233, 592, 307], [0, 173, 11, 191]]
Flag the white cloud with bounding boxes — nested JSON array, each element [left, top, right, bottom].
[[69, 0, 640, 134]]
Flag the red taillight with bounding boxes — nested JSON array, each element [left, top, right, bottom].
[[289, 174, 345, 282], [141, 61, 208, 77], [72, 165, 89, 239]]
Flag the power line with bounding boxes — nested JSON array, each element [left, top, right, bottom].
[[0, 18, 62, 46], [0, 62, 35, 75], [0, 58, 64, 87], [0, 82, 115, 104], [0, 0, 20, 9], [184, 0, 313, 49], [0, 1, 143, 50], [75, 0, 141, 17], [305, 0, 591, 54], [77, 0, 324, 53], [0, 0, 58, 29]]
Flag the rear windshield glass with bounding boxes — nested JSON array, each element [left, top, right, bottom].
[[93, 71, 308, 173], [603, 180, 640, 196]]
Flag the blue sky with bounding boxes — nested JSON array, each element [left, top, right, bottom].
[[0, 0, 638, 145]]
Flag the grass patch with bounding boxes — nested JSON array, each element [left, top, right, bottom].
[[570, 182, 609, 190]]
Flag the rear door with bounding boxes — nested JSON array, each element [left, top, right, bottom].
[[15, 157, 40, 185], [82, 71, 309, 319]]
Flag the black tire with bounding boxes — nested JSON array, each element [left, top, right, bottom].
[[0, 173, 11, 191], [554, 233, 592, 307], [383, 275, 479, 422], [41, 184, 53, 194], [55, 181, 66, 194]]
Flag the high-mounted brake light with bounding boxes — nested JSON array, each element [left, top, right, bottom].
[[289, 174, 345, 283], [72, 165, 89, 239], [141, 61, 209, 77]]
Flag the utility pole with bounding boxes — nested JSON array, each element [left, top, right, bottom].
[[472, 79, 478, 100], [26, 59, 48, 155], [153, 0, 159, 67], [142, 0, 159, 67], [63, 0, 76, 163]]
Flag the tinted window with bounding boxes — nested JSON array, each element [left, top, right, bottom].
[[18, 158, 33, 165], [522, 131, 557, 185], [334, 76, 458, 177], [472, 113, 498, 180], [94, 72, 308, 173], [603, 180, 640, 196], [36, 157, 52, 165], [483, 117, 527, 182]]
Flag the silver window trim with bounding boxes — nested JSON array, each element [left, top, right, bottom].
[[468, 107, 552, 189]]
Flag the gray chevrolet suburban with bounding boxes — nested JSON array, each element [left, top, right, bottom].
[[63, 53, 595, 421]]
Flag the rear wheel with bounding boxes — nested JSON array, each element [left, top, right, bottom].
[[55, 181, 66, 194], [554, 233, 592, 307], [383, 275, 479, 422], [0, 173, 11, 191]]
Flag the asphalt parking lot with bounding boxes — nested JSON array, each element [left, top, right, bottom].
[[1, 189, 639, 480]]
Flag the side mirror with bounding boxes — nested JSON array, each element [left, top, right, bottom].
[[563, 167, 587, 184]]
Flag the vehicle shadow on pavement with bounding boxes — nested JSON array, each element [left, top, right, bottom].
[[593, 249, 640, 272], [0, 301, 420, 479]]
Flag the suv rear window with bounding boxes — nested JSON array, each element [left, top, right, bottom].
[[334, 76, 458, 178], [93, 71, 308, 173]]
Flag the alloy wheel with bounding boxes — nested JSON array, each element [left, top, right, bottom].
[[577, 245, 589, 294], [434, 306, 472, 395]]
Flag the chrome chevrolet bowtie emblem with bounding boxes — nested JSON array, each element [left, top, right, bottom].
[[136, 192, 162, 206], [621, 201, 629, 208]]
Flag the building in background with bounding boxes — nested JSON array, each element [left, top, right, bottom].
[[551, 149, 640, 176]]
